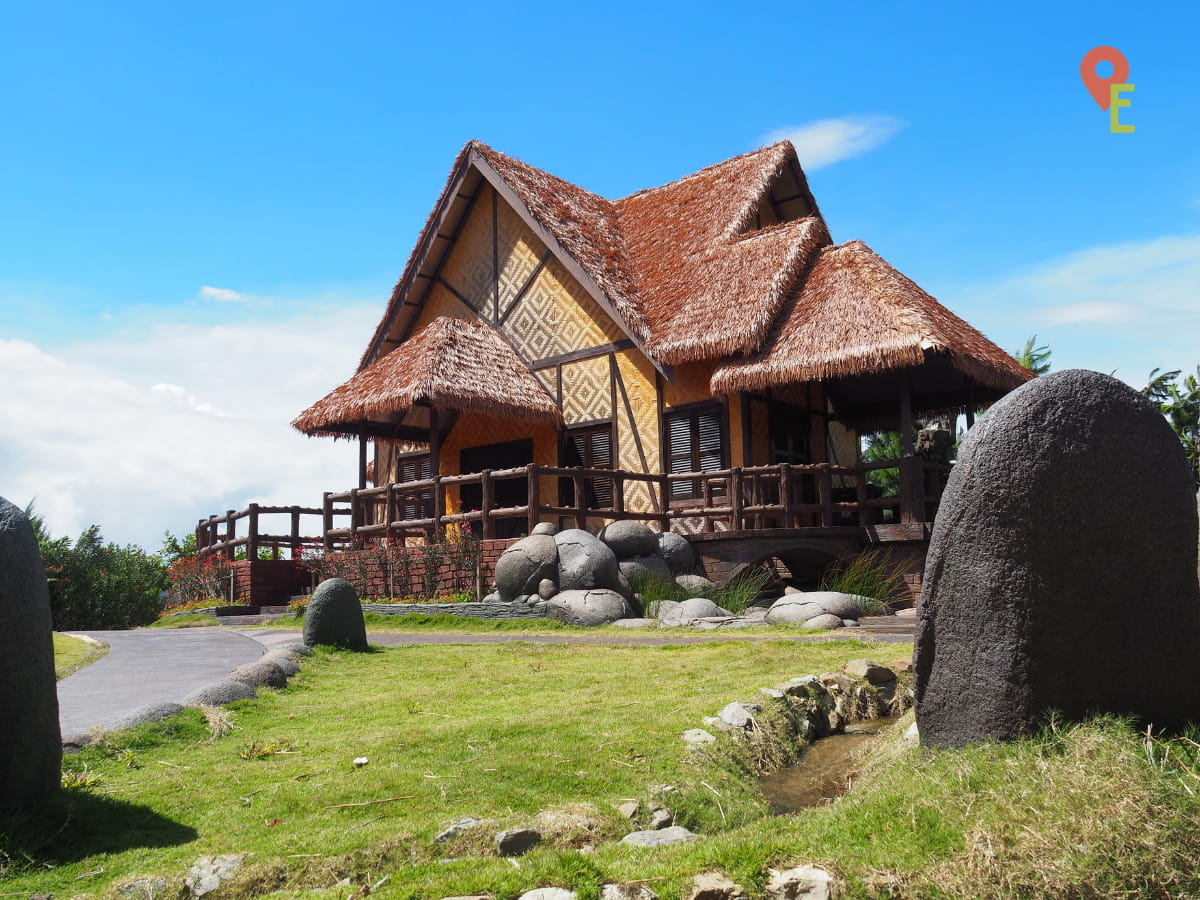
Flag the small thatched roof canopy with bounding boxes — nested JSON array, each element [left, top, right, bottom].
[[711, 241, 1033, 418], [293, 316, 562, 439]]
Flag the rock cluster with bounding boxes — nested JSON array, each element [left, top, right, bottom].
[[915, 369, 1200, 748], [489, 522, 699, 625], [0, 496, 62, 810], [490, 521, 879, 629], [178, 642, 310, 709], [685, 658, 909, 770]]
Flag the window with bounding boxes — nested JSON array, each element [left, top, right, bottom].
[[560, 423, 615, 509], [768, 402, 811, 465], [394, 454, 432, 521], [664, 403, 727, 501]]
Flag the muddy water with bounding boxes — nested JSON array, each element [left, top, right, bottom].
[[760, 716, 902, 813]]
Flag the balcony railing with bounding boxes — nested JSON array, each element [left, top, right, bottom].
[[195, 458, 949, 559]]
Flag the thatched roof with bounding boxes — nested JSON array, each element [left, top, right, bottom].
[[710, 240, 1034, 397], [294, 316, 561, 439], [360, 140, 830, 371]]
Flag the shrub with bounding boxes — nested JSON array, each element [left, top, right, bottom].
[[818, 548, 909, 614], [164, 554, 233, 609]]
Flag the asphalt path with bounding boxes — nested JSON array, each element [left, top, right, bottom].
[[58, 621, 914, 736]]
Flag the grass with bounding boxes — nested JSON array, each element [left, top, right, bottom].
[[18, 640, 1200, 899], [632, 567, 774, 618], [818, 550, 911, 615], [52, 632, 107, 679], [147, 613, 221, 629]]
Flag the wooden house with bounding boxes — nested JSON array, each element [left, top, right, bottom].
[[291, 140, 1031, 554]]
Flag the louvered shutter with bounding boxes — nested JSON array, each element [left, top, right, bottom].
[[397, 456, 433, 520], [665, 405, 726, 501], [563, 424, 614, 509]]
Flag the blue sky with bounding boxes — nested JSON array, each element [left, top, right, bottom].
[[2, 1, 1197, 548]]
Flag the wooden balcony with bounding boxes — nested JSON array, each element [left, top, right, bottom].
[[195, 458, 950, 559]]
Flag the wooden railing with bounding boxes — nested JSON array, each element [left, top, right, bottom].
[[196, 459, 951, 557]]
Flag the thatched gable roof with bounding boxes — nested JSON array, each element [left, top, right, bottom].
[[294, 316, 561, 439], [710, 240, 1034, 398]]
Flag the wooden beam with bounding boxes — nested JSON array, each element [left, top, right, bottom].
[[436, 276, 488, 320], [358, 430, 368, 489], [899, 383, 914, 456], [530, 339, 634, 371]]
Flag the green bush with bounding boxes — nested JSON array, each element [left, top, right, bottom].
[[31, 510, 167, 629], [818, 548, 909, 614]]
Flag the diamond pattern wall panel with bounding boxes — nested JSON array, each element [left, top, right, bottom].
[[506, 259, 617, 363], [495, 201, 545, 319], [411, 282, 477, 334], [615, 351, 660, 514], [561, 357, 611, 426], [440, 188, 495, 314]]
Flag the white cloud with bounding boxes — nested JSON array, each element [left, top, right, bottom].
[[1037, 301, 1137, 326], [199, 285, 249, 303], [761, 115, 906, 170], [0, 299, 382, 550]]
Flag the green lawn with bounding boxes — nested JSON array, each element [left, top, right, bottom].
[[9, 637, 1200, 900], [52, 632, 108, 679]]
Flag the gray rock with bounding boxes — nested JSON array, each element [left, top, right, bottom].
[[656, 531, 696, 575], [647, 805, 672, 829], [537, 578, 558, 600], [228, 659, 289, 689], [519, 890, 577, 900], [675, 573, 716, 594], [435, 815, 479, 842], [842, 619, 860, 628], [274, 640, 313, 657], [803, 614, 844, 630], [483, 590, 501, 602], [783, 585, 803, 595], [554, 529, 622, 592], [764, 864, 841, 900], [185, 853, 249, 898], [114, 875, 173, 899], [262, 653, 301, 677], [677, 597, 733, 620], [531, 521, 558, 536], [303, 578, 368, 651], [612, 618, 657, 628], [763, 597, 826, 624], [615, 800, 640, 819], [600, 520, 660, 558], [806, 591, 871, 620], [109, 702, 185, 732], [495, 826, 540, 856], [618, 554, 671, 588], [844, 659, 896, 685], [547, 589, 629, 626], [601, 884, 658, 900], [915, 369, 1200, 748], [494, 534, 559, 601], [656, 599, 682, 623], [0, 497, 61, 810], [620, 825, 698, 847], [686, 872, 742, 899], [682, 728, 716, 746], [183, 679, 258, 706], [719, 701, 757, 728]]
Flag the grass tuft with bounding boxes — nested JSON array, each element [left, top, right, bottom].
[[818, 549, 911, 614]]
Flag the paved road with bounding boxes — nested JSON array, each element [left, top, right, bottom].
[[59, 619, 914, 735], [58, 629, 267, 735]]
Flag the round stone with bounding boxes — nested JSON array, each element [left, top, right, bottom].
[[493, 534, 559, 601], [553, 529, 622, 592], [618, 554, 670, 588], [547, 588, 630, 626], [228, 659, 289, 689], [599, 520, 659, 558], [656, 531, 696, 574], [183, 679, 258, 706], [806, 591, 871, 620], [303, 578, 368, 651], [764, 597, 827, 624], [530, 521, 558, 536], [803, 613, 844, 630], [675, 573, 716, 594]]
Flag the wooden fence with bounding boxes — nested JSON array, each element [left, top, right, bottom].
[[196, 459, 949, 559]]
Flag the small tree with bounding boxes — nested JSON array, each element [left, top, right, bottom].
[[1143, 367, 1200, 486], [1014, 335, 1052, 375]]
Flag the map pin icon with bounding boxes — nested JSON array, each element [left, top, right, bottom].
[[1081, 46, 1130, 110]]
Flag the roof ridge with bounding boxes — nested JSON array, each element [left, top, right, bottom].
[[618, 141, 794, 203]]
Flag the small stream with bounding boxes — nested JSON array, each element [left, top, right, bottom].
[[760, 715, 903, 813]]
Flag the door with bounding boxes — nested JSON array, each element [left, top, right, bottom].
[[460, 439, 533, 538]]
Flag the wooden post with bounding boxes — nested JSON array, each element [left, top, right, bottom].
[[899, 384, 915, 456], [526, 463, 540, 533], [899, 457, 925, 524], [819, 466, 835, 527], [358, 430, 368, 490], [290, 508, 301, 558], [349, 490, 360, 541], [730, 467, 743, 531], [247, 503, 259, 562], [481, 469, 494, 539], [856, 467, 871, 525], [781, 464, 795, 528], [573, 471, 585, 529], [322, 492, 333, 550], [385, 485, 396, 542], [225, 509, 237, 561], [430, 408, 443, 532], [614, 472, 626, 515]]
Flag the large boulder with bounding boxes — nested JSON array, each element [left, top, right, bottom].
[[656, 531, 696, 575], [618, 554, 671, 588], [764, 597, 827, 624], [599, 521, 659, 558], [547, 589, 630, 626], [493, 534, 559, 601], [800, 591, 869, 620], [0, 497, 61, 811], [914, 370, 1200, 748], [554, 529, 622, 593], [303, 578, 368, 651], [675, 573, 716, 595]]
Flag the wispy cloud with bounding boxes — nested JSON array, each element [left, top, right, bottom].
[[1037, 301, 1137, 326], [0, 299, 381, 549], [199, 285, 249, 303], [761, 115, 906, 170]]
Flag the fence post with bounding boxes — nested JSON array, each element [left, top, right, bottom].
[[614, 472, 625, 516], [225, 510, 237, 560], [658, 475, 669, 531], [290, 508, 301, 558], [856, 467, 871, 526], [819, 466, 835, 526], [526, 464, 540, 534], [780, 464, 794, 528], [730, 467, 743, 531], [322, 492, 333, 550], [349, 489, 360, 542], [899, 456, 925, 524], [385, 484, 396, 543], [572, 471, 585, 529], [247, 503, 260, 562], [481, 469, 494, 539]]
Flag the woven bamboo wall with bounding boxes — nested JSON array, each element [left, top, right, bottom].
[[411, 282, 476, 334], [615, 350, 660, 513], [439, 186, 496, 310], [560, 356, 612, 425], [506, 258, 621, 360]]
